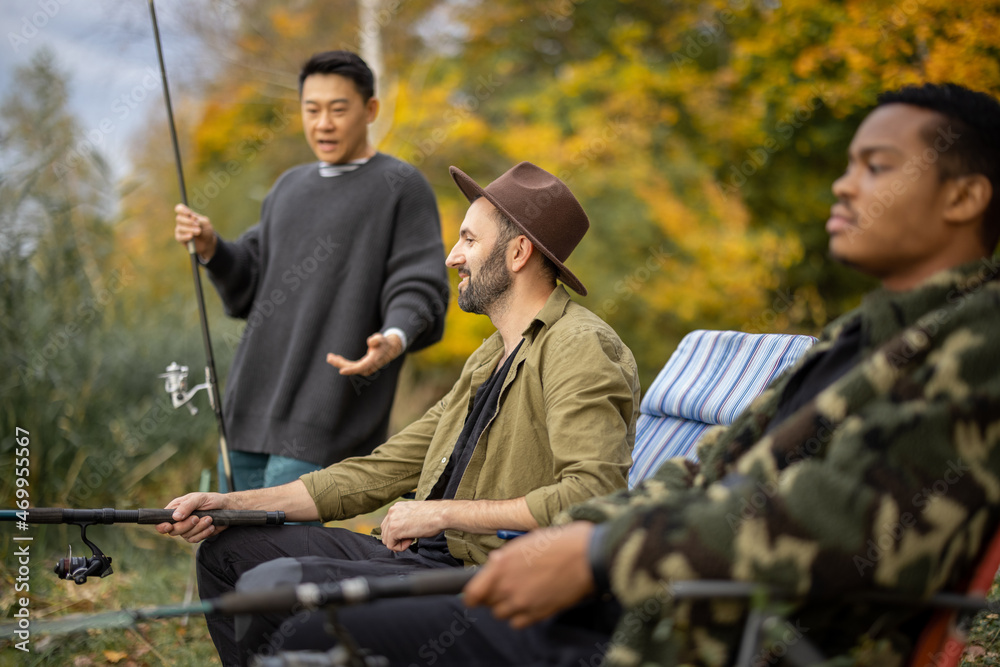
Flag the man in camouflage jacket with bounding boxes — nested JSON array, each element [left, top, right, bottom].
[[554, 254, 1000, 666], [456, 83, 1000, 666], [288, 84, 1000, 666]]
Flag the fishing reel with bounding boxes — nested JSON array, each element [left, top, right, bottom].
[[53, 522, 113, 585], [159, 362, 213, 416]]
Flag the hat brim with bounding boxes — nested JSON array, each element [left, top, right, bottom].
[[449, 166, 587, 295]]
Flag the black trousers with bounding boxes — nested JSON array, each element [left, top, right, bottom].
[[328, 595, 621, 667], [196, 526, 619, 667]]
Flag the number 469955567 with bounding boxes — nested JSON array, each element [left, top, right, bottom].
[[15, 427, 30, 496]]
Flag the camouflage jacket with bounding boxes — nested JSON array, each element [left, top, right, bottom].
[[567, 259, 1000, 667]]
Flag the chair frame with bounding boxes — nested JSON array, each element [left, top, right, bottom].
[[668, 522, 1000, 666]]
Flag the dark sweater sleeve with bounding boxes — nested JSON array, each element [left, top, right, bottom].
[[378, 171, 449, 352], [204, 224, 262, 320]]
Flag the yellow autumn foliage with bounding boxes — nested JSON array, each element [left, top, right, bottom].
[[116, 0, 1000, 390]]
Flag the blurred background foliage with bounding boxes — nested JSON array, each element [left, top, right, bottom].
[[3, 0, 1000, 514], [1, 0, 999, 663], [1, 2, 1000, 661]]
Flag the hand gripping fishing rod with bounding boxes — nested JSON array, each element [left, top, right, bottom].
[[1, 508, 284, 584], [147, 0, 234, 491]]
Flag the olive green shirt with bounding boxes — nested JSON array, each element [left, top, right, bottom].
[[301, 285, 640, 565]]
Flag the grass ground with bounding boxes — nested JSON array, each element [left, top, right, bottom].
[[3, 515, 1000, 666], [0, 511, 386, 667], [962, 574, 1000, 666], [0, 550, 220, 667]]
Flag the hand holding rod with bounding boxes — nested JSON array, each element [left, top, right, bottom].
[[2, 507, 285, 584]]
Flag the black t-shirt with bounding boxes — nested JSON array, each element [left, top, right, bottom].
[[417, 340, 524, 563], [765, 318, 864, 435]]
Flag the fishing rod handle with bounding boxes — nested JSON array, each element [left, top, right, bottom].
[[8, 508, 285, 526]]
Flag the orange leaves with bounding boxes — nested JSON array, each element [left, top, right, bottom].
[[192, 100, 244, 167], [923, 17, 1000, 87], [271, 7, 315, 40], [780, 0, 1000, 110], [632, 172, 800, 328]]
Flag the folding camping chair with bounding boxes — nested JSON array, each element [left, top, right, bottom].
[[499, 329, 816, 541], [628, 329, 816, 487], [669, 524, 1000, 667]]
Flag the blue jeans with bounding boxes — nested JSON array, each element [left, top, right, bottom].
[[218, 451, 322, 492], [218, 452, 323, 525]]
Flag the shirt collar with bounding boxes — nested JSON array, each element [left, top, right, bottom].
[[318, 156, 372, 177], [521, 285, 572, 342], [475, 285, 574, 364]]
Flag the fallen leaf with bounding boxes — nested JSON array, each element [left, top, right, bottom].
[[103, 649, 129, 663], [965, 645, 986, 658], [72, 657, 94, 667]]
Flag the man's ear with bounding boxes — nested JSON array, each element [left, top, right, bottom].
[[509, 236, 534, 273], [366, 97, 380, 123], [944, 173, 992, 227]]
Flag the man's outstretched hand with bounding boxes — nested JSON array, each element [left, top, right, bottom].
[[327, 332, 404, 376], [464, 521, 596, 628]]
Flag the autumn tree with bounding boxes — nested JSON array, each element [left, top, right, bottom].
[[119, 0, 1000, 389], [0, 50, 210, 509]]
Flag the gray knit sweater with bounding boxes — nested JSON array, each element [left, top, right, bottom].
[[205, 153, 449, 467]]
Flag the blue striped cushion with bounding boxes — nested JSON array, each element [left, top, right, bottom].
[[629, 415, 712, 486], [641, 331, 816, 424], [629, 330, 815, 488]]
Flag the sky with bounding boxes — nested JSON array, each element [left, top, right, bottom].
[[0, 0, 208, 180], [0, 1, 459, 183]]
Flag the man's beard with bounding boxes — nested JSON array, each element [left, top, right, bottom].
[[458, 240, 513, 315]]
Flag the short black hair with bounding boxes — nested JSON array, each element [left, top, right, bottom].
[[298, 51, 375, 101], [877, 83, 1000, 252]]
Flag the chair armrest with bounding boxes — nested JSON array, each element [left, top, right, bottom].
[[496, 530, 527, 540]]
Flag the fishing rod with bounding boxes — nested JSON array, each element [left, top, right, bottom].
[[0, 567, 476, 666], [147, 0, 234, 491], [1, 508, 284, 584], [241, 567, 479, 667]]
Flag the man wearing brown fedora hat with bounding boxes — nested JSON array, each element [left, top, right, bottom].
[[156, 161, 640, 665]]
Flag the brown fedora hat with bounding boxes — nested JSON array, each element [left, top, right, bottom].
[[449, 162, 590, 295]]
